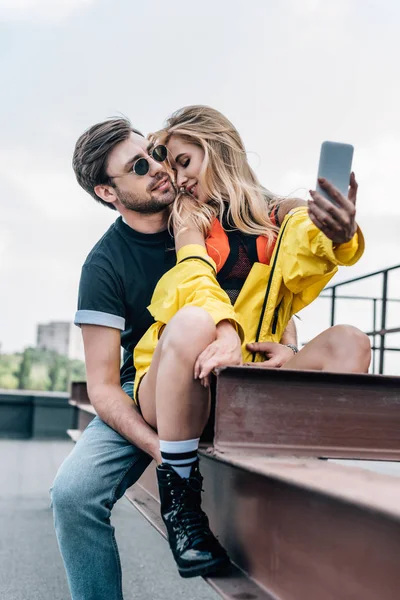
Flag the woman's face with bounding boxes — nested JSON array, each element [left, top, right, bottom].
[[166, 136, 207, 203]]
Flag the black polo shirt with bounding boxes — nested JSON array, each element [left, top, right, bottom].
[[74, 217, 176, 386]]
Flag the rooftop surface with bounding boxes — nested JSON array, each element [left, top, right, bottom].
[[0, 439, 218, 600]]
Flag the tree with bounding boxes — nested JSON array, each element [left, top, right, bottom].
[[16, 349, 32, 390], [0, 348, 86, 391], [48, 355, 61, 391], [69, 359, 86, 383]]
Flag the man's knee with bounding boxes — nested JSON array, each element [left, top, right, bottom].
[[51, 459, 100, 518], [162, 306, 216, 360], [51, 470, 84, 514], [327, 325, 371, 369]]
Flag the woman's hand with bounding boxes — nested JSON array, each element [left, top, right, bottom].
[[308, 172, 358, 244], [245, 341, 295, 368], [194, 320, 242, 387]]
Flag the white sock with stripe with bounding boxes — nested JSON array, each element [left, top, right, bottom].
[[159, 438, 200, 479]]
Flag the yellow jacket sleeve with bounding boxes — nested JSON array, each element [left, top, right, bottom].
[[279, 208, 365, 312], [146, 244, 244, 340]]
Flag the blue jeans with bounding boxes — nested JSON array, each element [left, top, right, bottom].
[[50, 382, 153, 600]]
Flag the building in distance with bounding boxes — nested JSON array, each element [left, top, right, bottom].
[[36, 321, 84, 362]]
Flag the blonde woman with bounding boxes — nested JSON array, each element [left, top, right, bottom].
[[134, 106, 370, 578]]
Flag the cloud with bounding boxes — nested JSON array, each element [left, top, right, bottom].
[[0, 143, 115, 286], [355, 137, 400, 215], [0, 146, 99, 222], [0, 0, 95, 23], [290, 0, 351, 20], [0, 143, 115, 354], [286, 0, 353, 46]]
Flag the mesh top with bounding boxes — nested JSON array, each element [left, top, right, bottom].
[[219, 238, 254, 305]]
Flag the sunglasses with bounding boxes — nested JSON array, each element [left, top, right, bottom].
[[129, 144, 168, 177], [109, 144, 168, 180]]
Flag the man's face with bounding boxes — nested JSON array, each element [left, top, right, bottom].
[[104, 132, 176, 213]]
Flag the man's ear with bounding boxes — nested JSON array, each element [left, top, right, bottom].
[[94, 184, 118, 208]]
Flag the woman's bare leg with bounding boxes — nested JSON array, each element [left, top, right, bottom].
[[283, 325, 371, 373], [138, 306, 230, 578], [138, 306, 216, 440]]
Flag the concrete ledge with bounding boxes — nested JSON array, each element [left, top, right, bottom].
[[0, 389, 70, 398], [0, 390, 33, 438], [0, 389, 77, 439]]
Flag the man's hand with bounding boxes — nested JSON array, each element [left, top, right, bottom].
[[245, 341, 295, 368], [308, 172, 358, 244], [194, 320, 242, 386]]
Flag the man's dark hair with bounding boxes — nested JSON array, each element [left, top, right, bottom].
[[72, 118, 143, 210]]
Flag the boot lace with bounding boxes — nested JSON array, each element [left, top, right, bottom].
[[169, 473, 213, 546]]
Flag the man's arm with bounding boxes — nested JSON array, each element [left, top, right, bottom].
[[82, 324, 161, 463]]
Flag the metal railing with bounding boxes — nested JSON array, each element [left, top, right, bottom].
[[320, 264, 400, 374]]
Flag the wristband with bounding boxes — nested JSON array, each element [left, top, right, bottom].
[[285, 343, 298, 355]]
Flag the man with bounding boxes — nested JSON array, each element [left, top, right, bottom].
[[51, 117, 369, 600]]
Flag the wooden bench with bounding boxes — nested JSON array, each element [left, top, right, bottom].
[[68, 369, 400, 600]]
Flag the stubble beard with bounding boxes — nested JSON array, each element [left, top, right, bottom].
[[116, 185, 176, 215]]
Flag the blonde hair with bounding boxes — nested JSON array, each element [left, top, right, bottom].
[[151, 105, 280, 243]]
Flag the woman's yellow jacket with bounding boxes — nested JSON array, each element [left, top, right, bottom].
[[133, 207, 364, 400]]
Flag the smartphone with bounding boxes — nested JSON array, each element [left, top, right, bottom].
[[316, 141, 354, 203]]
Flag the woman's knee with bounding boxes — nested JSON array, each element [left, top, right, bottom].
[[326, 325, 371, 370], [161, 307, 216, 360]]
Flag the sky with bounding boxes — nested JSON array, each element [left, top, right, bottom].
[[1, 0, 400, 372]]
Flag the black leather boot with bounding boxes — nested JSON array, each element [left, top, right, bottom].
[[156, 460, 230, 578]]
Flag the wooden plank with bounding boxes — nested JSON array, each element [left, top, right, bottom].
[[129, 452, 400, 600], [126, 469, 275, 600], [207, 452, 400, 521], [214, 366, 400, 460], [70, 381, 89, 404], [69, 400, 96, 415], [66, 429, 82, 442], [69, 397, 96, 432], [201, 451, 400, 600], [76, 402, 96, 415]]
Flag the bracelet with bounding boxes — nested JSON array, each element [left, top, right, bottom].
[[285, 343, 299, 355]]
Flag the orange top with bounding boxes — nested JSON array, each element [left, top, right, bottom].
[[205, 213, 278, 274]]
